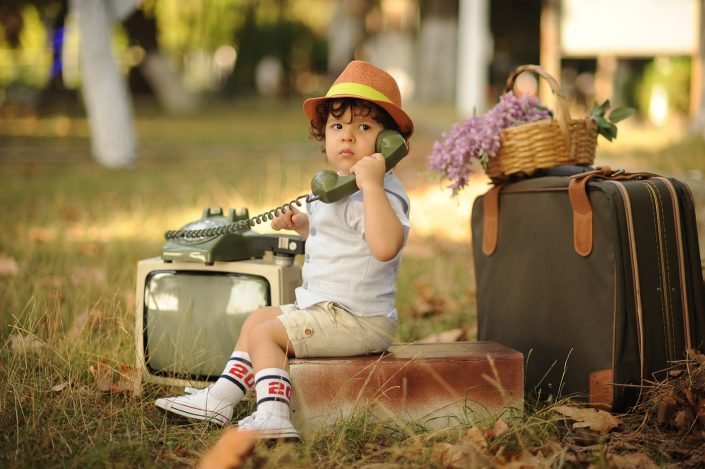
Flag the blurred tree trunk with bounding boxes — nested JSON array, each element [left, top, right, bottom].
[[71, 0, 138, 168], [328, 0, 367, 78], [417, 0, 457, 104], [456, 0, 491, 116], [539, 0, 560, 109], [123, 8, 198, 113], [364, 0, 417, 99], [594, 55, 617, 103]]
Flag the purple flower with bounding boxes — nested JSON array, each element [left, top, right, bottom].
[[428, 92, 551, 195]]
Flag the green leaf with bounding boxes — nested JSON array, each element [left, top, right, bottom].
[[590, 99, 611, 118], [598, 99, 611, 115], [598, 121, 618, 141], [608, 107, 635, 123], [596, 115, 611, 128]]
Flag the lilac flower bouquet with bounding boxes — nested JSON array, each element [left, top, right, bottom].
[[428, 93, 552, 195]]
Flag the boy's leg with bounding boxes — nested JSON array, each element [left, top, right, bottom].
[[237, 317, 300, 439], [248, 316, 296, 369], [155, 306, 283, 426]]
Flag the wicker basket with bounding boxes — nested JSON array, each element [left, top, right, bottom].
[[485, 65, 598, 182]]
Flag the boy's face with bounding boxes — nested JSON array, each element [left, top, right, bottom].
[[324, 106, 384, 176]]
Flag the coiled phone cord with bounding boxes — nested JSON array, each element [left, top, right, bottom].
[[164, 193, 316, 240]]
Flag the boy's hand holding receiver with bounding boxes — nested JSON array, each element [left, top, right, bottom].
[[350, 153, 386, 191]]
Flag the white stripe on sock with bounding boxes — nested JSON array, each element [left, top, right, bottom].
[[254, 368, 292, 416], [208, 351, 254, 402]]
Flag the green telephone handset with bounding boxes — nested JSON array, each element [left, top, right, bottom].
[[310, 129, 408, 204]]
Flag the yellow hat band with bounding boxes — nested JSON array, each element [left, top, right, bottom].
[[326, 83, 393, 104]]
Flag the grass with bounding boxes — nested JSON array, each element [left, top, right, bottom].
[[2, 102, 705, 467]]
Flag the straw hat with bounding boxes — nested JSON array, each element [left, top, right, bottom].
[[303, 60, 414, 138]]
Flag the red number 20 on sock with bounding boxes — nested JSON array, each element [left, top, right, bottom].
[[268, 382, 291, 399], [229, 363, 255, 388]]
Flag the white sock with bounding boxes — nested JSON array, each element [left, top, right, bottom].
[[208, 351, 254, 404], [254, 368, 292, 418]]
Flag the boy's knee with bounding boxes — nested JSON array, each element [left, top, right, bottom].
[[243, 306, 279, 328], [249, 319, 287, 345]]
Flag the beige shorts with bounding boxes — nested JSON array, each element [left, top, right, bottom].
[[276, 302, 397, 358]]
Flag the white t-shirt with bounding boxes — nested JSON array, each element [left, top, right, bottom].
[[295, 172, 410, 319]]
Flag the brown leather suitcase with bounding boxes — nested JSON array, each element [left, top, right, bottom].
[[471, 168, 705, 410]]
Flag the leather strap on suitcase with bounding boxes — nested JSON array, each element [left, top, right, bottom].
[[568, 167, 659, 256]]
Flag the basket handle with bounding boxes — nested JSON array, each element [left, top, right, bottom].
[[504, 64, 572, 154]]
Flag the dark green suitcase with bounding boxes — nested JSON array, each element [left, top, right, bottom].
[[471, 168, 705, 411]]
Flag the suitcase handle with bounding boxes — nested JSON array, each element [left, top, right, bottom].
[[482, 185, 503, 255], [568, 166, 660, 256]]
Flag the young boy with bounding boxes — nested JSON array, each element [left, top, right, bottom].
[[155, 60, 414, 439]]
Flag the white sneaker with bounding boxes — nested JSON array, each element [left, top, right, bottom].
[[155, 388, 233, 426], [237, 411, 301, 440]]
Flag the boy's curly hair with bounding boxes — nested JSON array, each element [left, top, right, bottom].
[[309, 98, 400, 145]]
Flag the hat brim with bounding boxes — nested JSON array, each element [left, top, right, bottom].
[[303, 95, 414, 139]]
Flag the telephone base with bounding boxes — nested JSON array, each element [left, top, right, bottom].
[[162, 207, 305, 265]]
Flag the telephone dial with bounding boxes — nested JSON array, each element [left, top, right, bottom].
[[162, 130, 408, 264]]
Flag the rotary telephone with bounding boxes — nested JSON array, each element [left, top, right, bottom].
[[161, 130, 408, 264]]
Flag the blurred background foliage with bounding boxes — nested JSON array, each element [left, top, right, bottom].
[[0, 0, 698, 127], [0, 0, 332, 106], [636, 57, 692, 123]]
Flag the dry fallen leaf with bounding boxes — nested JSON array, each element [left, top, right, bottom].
[[672, 407, 696, 431], [89, 359, 142, 396], [51, 382, 69, 393], [491, 418, 510, 438], [495, 450, 545, 469], [67, 311, 89, 340], [197, 428, 258, 469], [432, 442, 490, 469], [534, 440, 572, 461], [408, 281, 447, 318], [656, 394, 677, 425], [0, 254, 20, 277], [607, 452, 659, 469], [9, 333, 46, 354], [464, 426, 488, 449], [90, 358, 114, 392], [554, 405, 620, 434], [116, 364, 142, 396], [687, 348, 705, 365], [404, 437, 430, 460]]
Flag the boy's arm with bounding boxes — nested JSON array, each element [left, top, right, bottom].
[[352, 154, 404, 262], [271, 206, 309, 239]]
